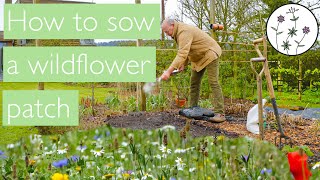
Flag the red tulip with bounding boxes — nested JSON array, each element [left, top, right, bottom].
[[287, 151, 312, 180]]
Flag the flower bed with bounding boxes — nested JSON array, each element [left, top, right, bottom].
[[0, 125, 297, 179]]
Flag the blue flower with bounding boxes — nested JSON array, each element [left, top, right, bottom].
[[94, 135, 101, 140], [0, 150, 6, 159], [106, 131, 111, 136], [260, 168, 272, 175], [241, 153, 250, 164], [71, 155, 79, 162], [52, 159, 68, 168]]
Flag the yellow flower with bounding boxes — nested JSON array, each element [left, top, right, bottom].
[[207, 177, 211, 180], [75, 166, 81, 171], [123, 173, 130, 179], [51, 173, 69, 180], [29, 160, 36, 166], [105, 163, 114, 168], [50, 136, 59, 143], [103, 174, 115, 179], [217, 135, 225, 141]]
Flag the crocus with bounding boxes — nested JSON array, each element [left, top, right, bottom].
[[287, 151, 312, 180]]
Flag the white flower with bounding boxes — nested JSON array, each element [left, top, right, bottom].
[[175, 157, 186, 171], [121, 142, 128, 147], [186, 147, 195, 151], [128, 133, 134, 138], [116, 167, 125, 175], [44, 150, 53, 155], [30, 135, 42, 144], [141, 173, 154, 180], [151, 142, 159, 146], [91, 149, 105, 157], [76, 145, 87, 153], [86, 161, 96, 169], [159, 145, 171, 154], [147, 131, 153, 135], [312, 162, 320, 169], [161, 125, 176, 131], [189, 167, 196, 172], [82, 155, 89, 160], [7, 144, 14, 149], [121, 153, 126, 159], [57, 148, 67, 154], [155, 154, 161, 159], [174, 148, 186, 153]]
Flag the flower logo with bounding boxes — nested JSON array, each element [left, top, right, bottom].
[[266, 4, 318, 55]]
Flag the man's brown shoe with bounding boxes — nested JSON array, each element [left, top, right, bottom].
[[208, 114, 226, 123]]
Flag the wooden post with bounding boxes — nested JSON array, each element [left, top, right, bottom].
[[298, 59, 302, 100], [32, 0, 44, 90], [161, 0, 165, 40], [136, 0, 146, 111], [210, 0, 216, 40]]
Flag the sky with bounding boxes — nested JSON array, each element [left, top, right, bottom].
[[0, 0, 178, 32]]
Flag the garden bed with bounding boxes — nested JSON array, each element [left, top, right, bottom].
[[104, 108, 319, 164]]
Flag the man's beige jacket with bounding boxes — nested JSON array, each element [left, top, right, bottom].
[[170, 21, 222, 72]]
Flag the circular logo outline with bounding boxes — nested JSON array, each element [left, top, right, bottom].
[[266, 3, 319, 56]]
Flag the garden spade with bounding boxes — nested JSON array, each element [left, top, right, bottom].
[[143, 69, 180, 94], [252, 37, 292, 148]]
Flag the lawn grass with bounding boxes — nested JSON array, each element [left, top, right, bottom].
[[0, 82, 116, 145]]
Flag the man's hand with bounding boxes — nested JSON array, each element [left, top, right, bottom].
[[179, 64, 185, 72], [160, 71, 171, 81]]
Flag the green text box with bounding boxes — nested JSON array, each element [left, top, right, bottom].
[[2, 90, 79, 126], [4, 4, 160, 39], [3, 47, 156, 82]]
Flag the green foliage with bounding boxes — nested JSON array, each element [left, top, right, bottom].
[[0, 127, 294, 179], [282, 145, 314, 157], [105, 93, 121, 110], [146, 93, 168, 111], [199, 99, 213, 108]]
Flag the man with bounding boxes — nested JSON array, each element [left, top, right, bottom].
[[160, 18, 225, 122]]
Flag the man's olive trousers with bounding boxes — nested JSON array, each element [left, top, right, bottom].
[[189, 58, 225, 114]]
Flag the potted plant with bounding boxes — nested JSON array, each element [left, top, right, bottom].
[[174, 73, 189, 108]]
